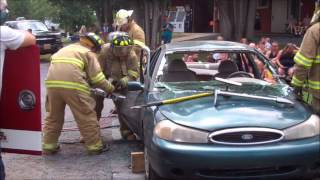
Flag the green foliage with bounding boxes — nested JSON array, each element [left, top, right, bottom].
[[48, 0, 97, 32], [8, 0, 58, 21], [8, 0, 97, 32]]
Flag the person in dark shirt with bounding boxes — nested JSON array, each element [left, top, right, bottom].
[[276, 43, 298, 78]]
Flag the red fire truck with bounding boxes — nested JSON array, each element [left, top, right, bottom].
[[0, 46, 42, 155]]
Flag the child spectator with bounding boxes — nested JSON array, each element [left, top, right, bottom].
[[239, 37, 248, 44], [161, 17, 174, 44]]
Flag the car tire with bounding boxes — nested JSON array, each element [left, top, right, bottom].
[[144, 146, 164, 180]]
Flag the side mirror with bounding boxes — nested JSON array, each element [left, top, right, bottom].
[[128, 81, 144, 91]]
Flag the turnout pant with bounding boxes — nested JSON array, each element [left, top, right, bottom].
[[43, 89, 103, 152], [95, 91, 133, 138]]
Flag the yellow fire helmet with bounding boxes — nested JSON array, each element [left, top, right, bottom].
[[111, 34, 134, 57], [111, 34, 133, 47], [114, 9, 133, 26], [80, 32, 104, 51]]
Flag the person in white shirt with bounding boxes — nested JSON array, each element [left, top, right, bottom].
[[0, 0, 36, 179]]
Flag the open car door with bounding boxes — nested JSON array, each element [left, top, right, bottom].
[[0, 46, 42, 155], [118, 44, 151, 138]]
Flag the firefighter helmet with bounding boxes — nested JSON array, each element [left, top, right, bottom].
[[111, 34, 133, 47], [310, 0, 320, 25], [80, 33, 104, 51], [114, 9, 133, 26], [111, 34, 133, 57]]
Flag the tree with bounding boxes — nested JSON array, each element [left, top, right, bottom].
[[8, 0, 58, 21], [216, 0, 257, 41], [135, 0, 168, 49], [48, 0, 97, 32]]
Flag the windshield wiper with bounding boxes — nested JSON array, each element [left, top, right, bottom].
[[213, 89, 294, 106]]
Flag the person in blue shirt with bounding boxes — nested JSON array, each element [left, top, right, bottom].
[[161, 17, 174, 44]]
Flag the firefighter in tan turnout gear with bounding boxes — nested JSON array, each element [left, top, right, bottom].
[[43, 33, 114, 155], [114, 9, 146, 57], [97, 33, 139, 140], [291, 2, 320, 115]]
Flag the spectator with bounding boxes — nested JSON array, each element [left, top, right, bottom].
[[257, 40, 267, 56], [294, 21, 305, 36], [79, 25, 87, 36], [265, 42, 282, 65], [276, 43, 298, 78], [185, 53, 199, 63], [239, 37, 248, 44], [286, 15, 297, 34], [161, 17, 174, 44], [303, 14, 311, 28], [255, 59, 276, 84], [264, 37, 272, 50], [101, 22, 114, 42], [216, 35, 224, 41], [248, 42, 256, 48], [0, 0, 36, 178]]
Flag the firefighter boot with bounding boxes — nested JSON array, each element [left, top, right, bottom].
[[42, 144, 60, 155], [87, 140, 110, 155]]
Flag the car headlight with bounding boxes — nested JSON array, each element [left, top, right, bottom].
[[154, 120, 209, 143], [284, 115, 320, 140]]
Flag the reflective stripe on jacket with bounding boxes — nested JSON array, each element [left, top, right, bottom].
[[98, 43, 139, 82], [291, 22, 320, 98], [46, 43, 114, 93]]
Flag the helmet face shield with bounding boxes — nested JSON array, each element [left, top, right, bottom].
[[112, 46, 132, 57]]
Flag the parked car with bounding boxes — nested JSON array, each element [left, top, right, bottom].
[[4, 20, 63, 54], [116, 41, 320, 179]]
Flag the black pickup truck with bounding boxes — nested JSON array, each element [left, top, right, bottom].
[[4, 20, 63, 54]]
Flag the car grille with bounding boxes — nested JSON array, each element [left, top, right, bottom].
[[209, 128, 284, 145]]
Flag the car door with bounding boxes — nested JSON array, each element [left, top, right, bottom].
[[0, 46, 42, 155], [119, 46, 160, 138]]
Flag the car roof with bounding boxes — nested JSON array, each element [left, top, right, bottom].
[[5, 20, 42, 24], [163, 41, 255, 52]]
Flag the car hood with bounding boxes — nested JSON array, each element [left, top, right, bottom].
[[152, 82, 311, 131]]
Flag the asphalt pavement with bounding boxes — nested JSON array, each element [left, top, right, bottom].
[[2, 61, 144, 180]]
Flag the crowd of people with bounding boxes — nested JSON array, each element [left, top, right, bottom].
[[237, 36, 299, 79], [286, 14, 312, 36]]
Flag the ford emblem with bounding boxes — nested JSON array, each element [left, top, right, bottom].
[[241, 134, 253, 141]]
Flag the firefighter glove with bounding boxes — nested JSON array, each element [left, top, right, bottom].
[[112, 77, 128, 90]]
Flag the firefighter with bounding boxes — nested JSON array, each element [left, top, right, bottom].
[[114, 9, 146, 57], [42, 33, 115, 155], [97, 33, 139, 140], [291, 1, 320, 115]]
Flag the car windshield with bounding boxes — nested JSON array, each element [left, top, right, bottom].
[[17, 21, 49, 31], [154, 50, 292, 98]]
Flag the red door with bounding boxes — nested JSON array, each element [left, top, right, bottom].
[[0, 46, 42, 155]]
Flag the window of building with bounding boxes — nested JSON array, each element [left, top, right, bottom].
[[257, 0, 269, 9]]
